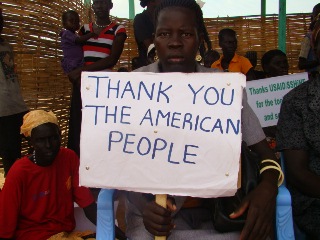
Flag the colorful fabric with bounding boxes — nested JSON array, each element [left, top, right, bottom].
[[0, 40, 28, 117], [79, 22, 126, 66], [276, 75, 320, 236], [60, 29, 84, 74], [20, 110, 58, 137], [48, 231, 95, 240], [211, 53, 253, 75], [0, 148, 95, 240]]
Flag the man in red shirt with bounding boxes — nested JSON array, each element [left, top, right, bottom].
[[0, 110, 123, 240]]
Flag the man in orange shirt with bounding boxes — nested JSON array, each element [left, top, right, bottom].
[[211, 28, 255, 81]]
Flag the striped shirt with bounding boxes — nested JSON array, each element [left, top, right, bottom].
[[79, 22, 126, 66]]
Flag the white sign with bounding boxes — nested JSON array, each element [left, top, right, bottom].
[[246, 72, 308, 127], [80, 72, 245, 198]]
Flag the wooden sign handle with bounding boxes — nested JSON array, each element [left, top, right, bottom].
[[155, 194, 167, 240]]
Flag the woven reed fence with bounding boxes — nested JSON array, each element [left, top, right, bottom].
[[0, 0, 310, 154], [205, 13, 310, 72]]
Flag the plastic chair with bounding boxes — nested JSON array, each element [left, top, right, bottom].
[[277, 153, 307, 240], [275, 152, 295, 239], [96, 189, 116, 240], [276, 154, 295, 240], [276, 184, 295, 239]]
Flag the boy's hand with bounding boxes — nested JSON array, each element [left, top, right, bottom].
[[89, 32, 98, 38], [67, 68, 81, 86]]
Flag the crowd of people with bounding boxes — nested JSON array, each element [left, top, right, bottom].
[[0, 0, 319, 239]]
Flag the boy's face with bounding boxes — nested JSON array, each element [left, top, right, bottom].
[[64, 13, 80, 32], [92, 0, 113, 18], [219, 33, 237, 56], [265, 55, 289, 77]]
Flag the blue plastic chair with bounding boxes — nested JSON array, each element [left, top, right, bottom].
[[278, 153, 307, 240], [275, 152, 295, 239], [96, 189, 116, 240], [276, 184, 295, 239]]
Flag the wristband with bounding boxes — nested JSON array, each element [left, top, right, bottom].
[[260, 165, 284, 187], [261, 159, 281, 169]]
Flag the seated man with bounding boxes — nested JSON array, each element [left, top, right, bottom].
[[211, 28, 256, 81], [0, 110, 125, 240], [261, 49, 289, 78]]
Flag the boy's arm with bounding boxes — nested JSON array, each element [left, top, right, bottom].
[[75, 32, 97, 44], [68, 32, 127, 84], [83, 202, 97, 225]]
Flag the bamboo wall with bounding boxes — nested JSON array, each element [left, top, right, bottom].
[[0, 1, 310, 152], [205, 13, 310, 72]]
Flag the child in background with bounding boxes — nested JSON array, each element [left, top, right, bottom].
[[60, 10, 97, 74]]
